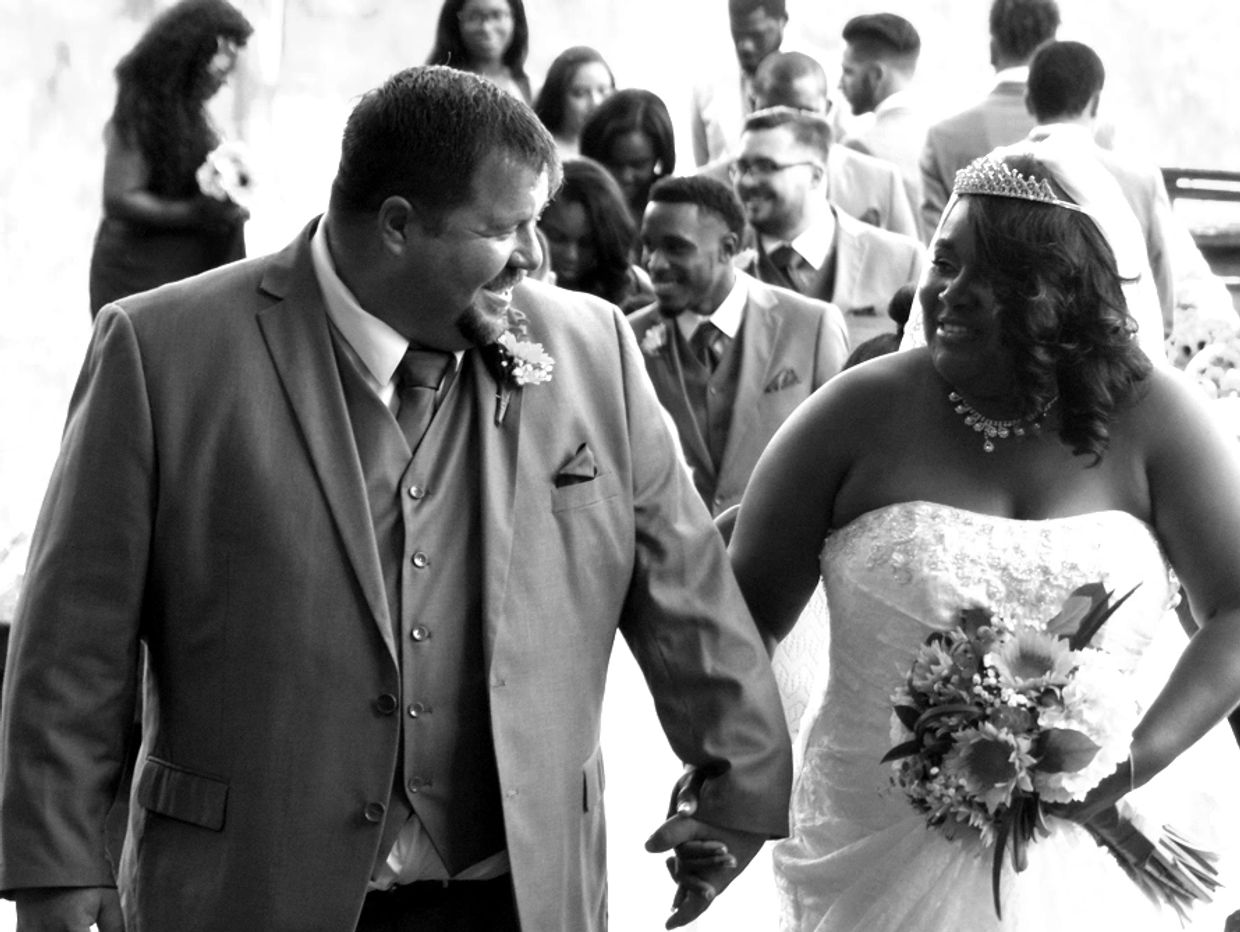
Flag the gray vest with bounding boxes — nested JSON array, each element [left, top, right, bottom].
[[333, 340, 505, 876], [674, 321, 742, 494]]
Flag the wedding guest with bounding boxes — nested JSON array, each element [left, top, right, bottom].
[[533, 46, 615, 159], [734, 106, 924, 347], [838, 13, 928, 236], [579, 87, 675, 223], [0, 65, 791, 932], [425, 0, 532, 103], [629, 174, 848, 515], [919, 0, 1062, 238], [87, 0, 253, 318], [842, 281, 914, 368], [538, 156, 653, 312], [697, 143, 1240, 928]]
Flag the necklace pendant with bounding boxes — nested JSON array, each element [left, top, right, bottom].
[[982, 438, 996, 453]]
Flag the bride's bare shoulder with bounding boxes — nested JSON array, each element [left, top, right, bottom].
[[800, 347, 934, 427]]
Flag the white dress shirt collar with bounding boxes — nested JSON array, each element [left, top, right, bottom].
[[759, 210, 836, 272], [993, 65, 1029, 88], [674, 271, 749, 342]]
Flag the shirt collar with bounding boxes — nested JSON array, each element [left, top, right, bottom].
[[874, 88, 915, 115], [759, 211, 836, 272], [1027, 122, 1093, 144], [674, 271, 749, 342], [992, 65, 1029, 88]]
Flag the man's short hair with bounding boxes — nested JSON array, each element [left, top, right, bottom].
[[743, 106, 832, 161], [729, 0, 787, 19], [841, 13, 921, 65], [751, 51, 829, 111], [1027, 40, 1105, 121], [989, 0, 1060, 61], [648, 175, 747, 240], [330, 65, 559, 225]]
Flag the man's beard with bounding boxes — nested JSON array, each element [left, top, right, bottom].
[[456, 270, 525, 347]]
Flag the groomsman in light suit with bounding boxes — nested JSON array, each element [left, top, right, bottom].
[[734, 106, 925, 347], [0, 67, 791, 932], [629, 175, 849, 516]]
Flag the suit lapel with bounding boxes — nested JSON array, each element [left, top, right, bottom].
[[634, 313, 715, 481], [831, 210, 868, 313], [255, 224, 396, 660], [718, 289, 778, 482]]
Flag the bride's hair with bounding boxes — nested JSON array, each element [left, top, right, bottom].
[[965, 155, 1152, 463]]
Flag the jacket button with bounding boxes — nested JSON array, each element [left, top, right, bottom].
[[411, 552, 429, 569], [408, 701, 430, 718], [374, 694, 398, 715], [410, 625, 430, 642], [407, 776, 431, 794], [408, 485, 426, 500], [363, 802, 385, 823]]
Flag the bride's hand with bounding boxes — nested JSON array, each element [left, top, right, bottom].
[[645, 815, 765, 929]]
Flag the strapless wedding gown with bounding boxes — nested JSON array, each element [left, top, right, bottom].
[[775, 501, 1238, 931]]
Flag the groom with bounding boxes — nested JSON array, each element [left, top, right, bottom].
[[0, 67, 791, 931]]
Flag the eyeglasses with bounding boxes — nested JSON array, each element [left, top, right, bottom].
[[729, 158, 821, 180], [459, 8, 513, 27]]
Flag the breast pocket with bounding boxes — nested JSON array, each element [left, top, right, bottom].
[[551, 470, 621, 514]]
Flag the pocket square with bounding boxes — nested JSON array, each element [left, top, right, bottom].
[[764, 368, 801, 393], [555, 442, 597, 487]]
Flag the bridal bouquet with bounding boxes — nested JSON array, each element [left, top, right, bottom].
[[884, 582, 1220, 919], [196, 140, 254, 209]]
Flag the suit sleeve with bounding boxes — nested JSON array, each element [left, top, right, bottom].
[[919, 133, 950, 243], [814, 303, 851, 388], [0, 306, 152, 891], [609, 308, 792, 837]]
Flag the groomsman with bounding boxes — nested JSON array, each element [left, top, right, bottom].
[[0, 66, 790, 932], [630, 175, 848, 516]]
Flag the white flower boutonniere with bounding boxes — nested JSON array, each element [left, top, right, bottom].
[[196, 140, 254, 209], [481, 310, 555, 425], [641, 322, 668, 357]]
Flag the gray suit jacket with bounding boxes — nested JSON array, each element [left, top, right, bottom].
[[0, 221, 791, 931], [628, 275, 848, 515]]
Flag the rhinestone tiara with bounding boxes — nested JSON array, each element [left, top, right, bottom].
[[952, 156, 1086, 213]]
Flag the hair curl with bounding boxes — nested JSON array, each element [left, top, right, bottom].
[[543, 157, 638, 306], [425, 0, 531, 100], [330, 66, 559, 228], [110, 0, 252, 197], [533, 46, 614, 139], [962, 155, 1151, 462]]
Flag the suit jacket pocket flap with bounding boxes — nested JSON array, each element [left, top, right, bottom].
[[136, 756, 229, 831], [581, 744, 606, 813]]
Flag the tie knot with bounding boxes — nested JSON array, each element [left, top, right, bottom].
[[769, 243, 800, 272], [396, 348, 452, 394], [691, 322, 726, 371]]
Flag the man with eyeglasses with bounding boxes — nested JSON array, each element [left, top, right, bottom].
[[734, 107, 924, 347]]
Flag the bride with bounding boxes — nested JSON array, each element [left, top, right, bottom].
[[695, 144, 1240, 930]]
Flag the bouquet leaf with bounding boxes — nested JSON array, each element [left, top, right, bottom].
[[1036, 727, 1100, 774], [880, 739, 922, 764], [1065, 582, 1141, 651]]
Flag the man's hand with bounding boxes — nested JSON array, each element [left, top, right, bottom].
[[14, 886, 124, 932], [645, 815, 766, 929]]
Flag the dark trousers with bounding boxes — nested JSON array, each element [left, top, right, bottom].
[[355, 875, 520, 932]]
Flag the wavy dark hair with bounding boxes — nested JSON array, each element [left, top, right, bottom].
[[578, 88, 676, 202], [425, 0, 531, 99], [533, 46, 614, 138], [962, 154, 1151, 463], [110, 0, 252, 198], [543, 157, 638, 305]]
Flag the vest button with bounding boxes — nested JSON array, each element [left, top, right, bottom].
[[408, 485, 426, 500], [411, 551, 430, 569], [408, 701, 430, 718], [410, 625, 431, 642], [407, 776, 431, 794], [362, 802, 385, 823], [374, 693, 398, 715]]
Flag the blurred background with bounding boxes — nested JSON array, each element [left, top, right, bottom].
[[1, 0, 1238, 928]]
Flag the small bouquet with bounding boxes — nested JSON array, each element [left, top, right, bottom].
[[884, 582, 1220, 920], [196, 140, 254, 209]]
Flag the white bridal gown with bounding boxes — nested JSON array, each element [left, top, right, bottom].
[[775, 501, 1239, 932]]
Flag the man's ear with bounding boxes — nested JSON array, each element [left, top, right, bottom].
[[376, 196, 419, 254], [718, 229, 741, 262]]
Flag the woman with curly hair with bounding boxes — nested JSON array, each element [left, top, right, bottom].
[[672, 141, 1240, 929], [579, 88, 675, 224], [425, 0, 532, 103], [533, 46, 615, 158], [538, 157, 653, 313], [88, 0, 253, 318]]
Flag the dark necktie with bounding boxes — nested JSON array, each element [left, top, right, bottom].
[[769, 243, 811, 294], [690, 322, 727, 373], [394, 348, 452, 454]]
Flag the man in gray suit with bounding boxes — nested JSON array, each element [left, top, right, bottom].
[[0, 66, 790, 932], [630, 175, 848, 516], [918, 0, 1061, 237], [734, 106, 925, 347]]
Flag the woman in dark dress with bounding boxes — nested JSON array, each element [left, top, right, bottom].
[[88, 0, 253, 318]]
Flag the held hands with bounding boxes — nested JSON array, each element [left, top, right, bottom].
[[14, 886, 125, 932], [644, 768, 766, 929]]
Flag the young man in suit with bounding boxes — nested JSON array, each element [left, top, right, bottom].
[[0, 66, 791, 932], [629, 175, 849, 516], [918, 0, 1061, 237], [734, 106, 925, 347]]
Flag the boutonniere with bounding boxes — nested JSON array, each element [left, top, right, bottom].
[[641, 322, 668, 357], [481, 310, 554, 425]]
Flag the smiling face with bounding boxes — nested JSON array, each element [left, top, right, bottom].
[[920, 197, 1017, 403], [562, 62, 614, 138], [459, 0, 514, 65], [733, 126, 821, 240], [399, 150, 548, 349], [641, 201, 736, 316]]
